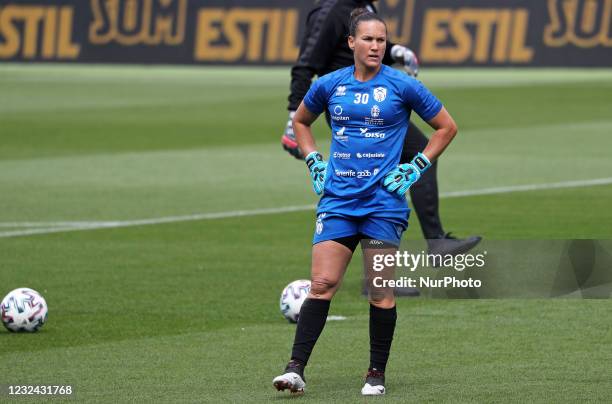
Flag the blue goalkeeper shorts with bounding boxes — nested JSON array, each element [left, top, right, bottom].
[[312, 192, 410, 246]]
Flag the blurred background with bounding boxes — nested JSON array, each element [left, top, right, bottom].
[[2, 0, 611, 66]]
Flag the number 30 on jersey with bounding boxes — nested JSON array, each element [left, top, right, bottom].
[[354, 93, 369, 104]]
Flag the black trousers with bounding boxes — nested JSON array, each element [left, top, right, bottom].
[[324, 112, 444, 239], [400, 122, 444, 239]]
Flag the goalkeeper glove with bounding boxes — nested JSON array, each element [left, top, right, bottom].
[[391, 45, 419, 77], [383, 152, 431, 197], [281, 111, 304, 160], [305, 151, 327, 195]]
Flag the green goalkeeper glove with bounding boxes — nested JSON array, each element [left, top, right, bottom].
[[383, 152, 431, 197], [305, 151, 327, 195]]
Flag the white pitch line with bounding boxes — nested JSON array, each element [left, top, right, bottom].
[[0, 221, 107, 228], [0, 226, 88, 238], [439, 177, 612, 198], [1, 177, 611, 239], [0, 205, 315, 238]]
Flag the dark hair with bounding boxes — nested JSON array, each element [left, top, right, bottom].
[[348, 8, 386, 37]]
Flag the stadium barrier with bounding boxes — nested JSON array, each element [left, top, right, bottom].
[[0, 0, 610, 66]]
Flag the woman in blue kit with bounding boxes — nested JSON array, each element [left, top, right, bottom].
[[273, 8, 458, 396]]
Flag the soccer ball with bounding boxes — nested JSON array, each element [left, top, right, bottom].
[[1, 288, 48, 332], [280, 279, 311, 323]]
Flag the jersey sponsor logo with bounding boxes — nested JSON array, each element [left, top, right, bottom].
[[315, 213, 326, 235], [335, 168, 379, 178], [334, 126, 348, 142], [357, 169, 372, 179], [335, 169, 356, 177], [365, 117, 384, 126], [356, 152, 385, 159], [373, 87, 387, 102], [360, 128, 386, 139], [333, 151, 351, 159], [332, 105, 350, 121], [371, 105, 381, 118], [335, 86, 347, 96]]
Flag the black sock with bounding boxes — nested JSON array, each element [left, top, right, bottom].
[[290, 298, 331, 366], [369, 304, 397, 372]]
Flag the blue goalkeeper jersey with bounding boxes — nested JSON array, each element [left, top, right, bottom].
[[304, 64, 442, 199]]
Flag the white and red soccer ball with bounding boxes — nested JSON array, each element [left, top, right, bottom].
[[1, 288, 48, 332], [280, 279, 311, 323]]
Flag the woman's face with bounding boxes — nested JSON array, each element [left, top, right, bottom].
[[349, 20, 387, 70]]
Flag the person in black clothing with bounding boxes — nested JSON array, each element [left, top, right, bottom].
[[280, 0, 481, 273]]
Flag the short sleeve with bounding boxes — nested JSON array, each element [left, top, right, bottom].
[[303, 78, 328, 115], [402, 79, 443, 122]]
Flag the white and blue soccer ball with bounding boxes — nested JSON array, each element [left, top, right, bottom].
[[280, 280, 311, 323], [1, 288, 48, 332]]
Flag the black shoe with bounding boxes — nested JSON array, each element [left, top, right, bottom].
[[361, 368, 386, 395], [427, 232, 482, 256]]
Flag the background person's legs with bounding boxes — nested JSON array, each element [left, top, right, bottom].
[[402, 122, 482, 254], [402, 122, 444, 239]]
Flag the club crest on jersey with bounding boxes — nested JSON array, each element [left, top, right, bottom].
[[335, 86, 347, 96], [373, 87, 387, 102], [371, 105, 380, 118]]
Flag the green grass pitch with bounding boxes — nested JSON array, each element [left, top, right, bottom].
[[0, 65, 611, 402]]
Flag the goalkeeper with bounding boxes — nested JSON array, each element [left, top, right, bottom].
[[281, 0, 481, 275], [274, 8, 459, 396]]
